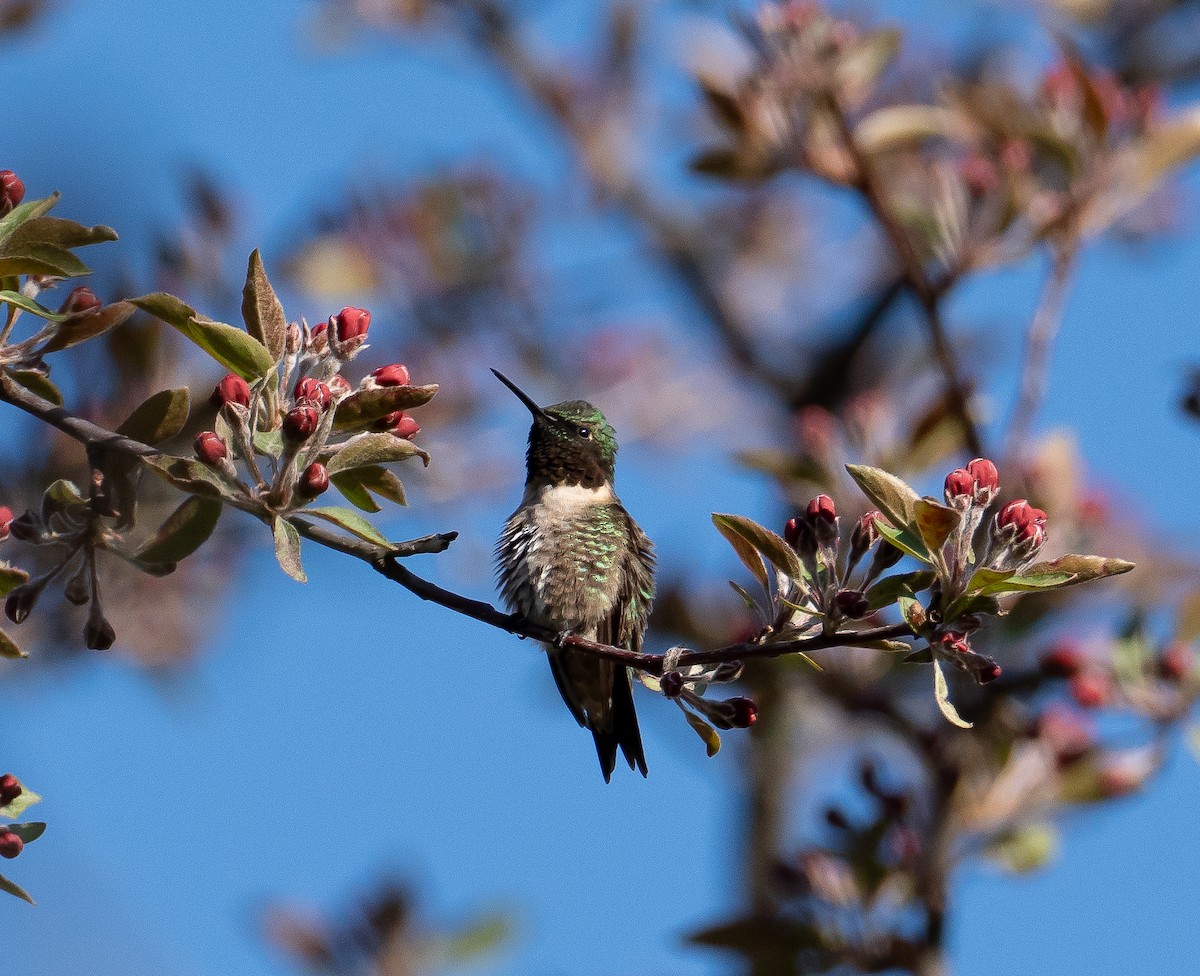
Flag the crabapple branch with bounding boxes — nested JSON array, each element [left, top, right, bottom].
[[0, 371, 916, 674]]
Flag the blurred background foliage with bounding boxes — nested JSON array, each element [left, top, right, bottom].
[[4, 0, 1200, 974]]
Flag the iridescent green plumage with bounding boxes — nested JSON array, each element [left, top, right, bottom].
[[492, 370, 655, 781]]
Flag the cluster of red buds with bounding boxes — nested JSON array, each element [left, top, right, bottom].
[[193, 303, 425, 512], [0, 773, 26, 860], [942, 457, 1047, 574], [648, 651, 757, 746], [782, 495, 902, 632]]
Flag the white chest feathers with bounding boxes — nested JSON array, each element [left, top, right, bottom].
[[523, 482, 617, 518]]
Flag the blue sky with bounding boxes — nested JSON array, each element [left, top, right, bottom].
[[2, 1, 1199, 974]]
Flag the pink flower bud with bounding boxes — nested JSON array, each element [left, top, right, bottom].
[[57, 285, 102, 318], [327, 374, 352, 399], [659, 670, 683, 698], [210, 373, 251, 410], [283, 405, 320, 442], [966, 458, 999, 497], [294, 377, 332, 411], [194, 431, 228, 465], [297, 462, 330, 499], [997, 499, 1047, 531], [332, 306, 371, 344], [726, 696, 758, 728], [373, 411, 420, 438], [370, 363, 411, 387], [944, 468, 973, 506], [0, 170, 25, 216], [0, 774, 21, 807], [0, 830, 22, 859], [0, 505, 12, 542], [1070, 671, 1110, 710], [1041, 641, 1084, 678]]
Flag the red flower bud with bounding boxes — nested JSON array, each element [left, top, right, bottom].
[[997, 500, 1047, 532], [807, 494, 836, 523], [0, 830, 22, 859], [332, 306, 371, 343], [1041, 641, 1085, 678], [294, 377, 332, 411], [834, 589, 870, 620], [0, 505, 12, 542], [194, 431, 228, 465], [0, 774, 21, 807], [726, 696, 758, 728], [1160, 642, 1193, 682], [944, 468, 973, 505], [297, 462, 330, 499], [283, 405, 320, 442], [370, 363, 411, 387], [850, 512, 881, 556], [57, 285, 102, 318], [373, 411, 420, 438], [0, 170, 25, 216], [1070, 671, 1110, 710], [977, 661, 1002, 684], [210, 373, 251, 409], [784, 517, 802, 547], [327, 375, 352, 399], [939, 630, 971, 656], [966, 458, 999, 500], [660, 670, 683, 698]]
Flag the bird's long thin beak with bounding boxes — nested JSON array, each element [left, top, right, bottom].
[[491, 368, 547, 419]]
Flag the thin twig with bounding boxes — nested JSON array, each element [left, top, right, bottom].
[[824, 93, 985, 458], [1006, 243, 1077, 460], [0, 371, 916, 673]]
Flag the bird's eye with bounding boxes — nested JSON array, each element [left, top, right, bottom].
[[578, 427, 591, 439]]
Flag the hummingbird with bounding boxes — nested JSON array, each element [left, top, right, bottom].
[[492, 368, 655, 781]]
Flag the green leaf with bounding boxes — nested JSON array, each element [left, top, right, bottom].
[[1, 785, 41, 818], [4, 215, 117, 252], [0, 242, 91, 278], [845, 464, 922, 531], [898, 595, 927, 630], [442, 913, 513, 963], [873, 518, 932, 564], [728, 580, 762, 614], [40, 300, 135, 353], [933, 658, 972, 728], [326, 432, 429, 474], [711, 513, 806, 588], [241, 249, 286, 363], [0, 627, 27, 659], [331, 471, 381, 512], [131, 295, 274, 380], [300, 506, 390, 547], [0, 873, 35, 904], [0, 191, 61, 246], [855, 104, 964, 155], [272, 516, 307, 582], [986, 822, 1058, 874], [682, 708, 721, 757], [3, 822, 45, 844], [865, 570, 936, 610], [8, 369, 62, 406], [1020, 554, 1135, 587], [711, 515, 769, 595], [132, 496, 222, 564], [117, 388, 191, 445], [332, 384, 439, 431], [142, 455, 229, 499], [0, 564, 30, 597], [914, 498, 960, 553], [0, 290, 71, 322]]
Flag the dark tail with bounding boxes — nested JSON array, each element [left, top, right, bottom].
[[548, 649, 647, 782], [591, 666, 648, 782]]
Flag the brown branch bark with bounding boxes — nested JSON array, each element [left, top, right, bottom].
[[0, 370, 916, 673]]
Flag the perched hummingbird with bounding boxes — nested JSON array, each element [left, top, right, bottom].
[[492, 369, 655, 781]]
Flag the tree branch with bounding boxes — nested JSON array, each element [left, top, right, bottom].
[[0, 370, 916, 673], [824, 94, 985, 458]]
